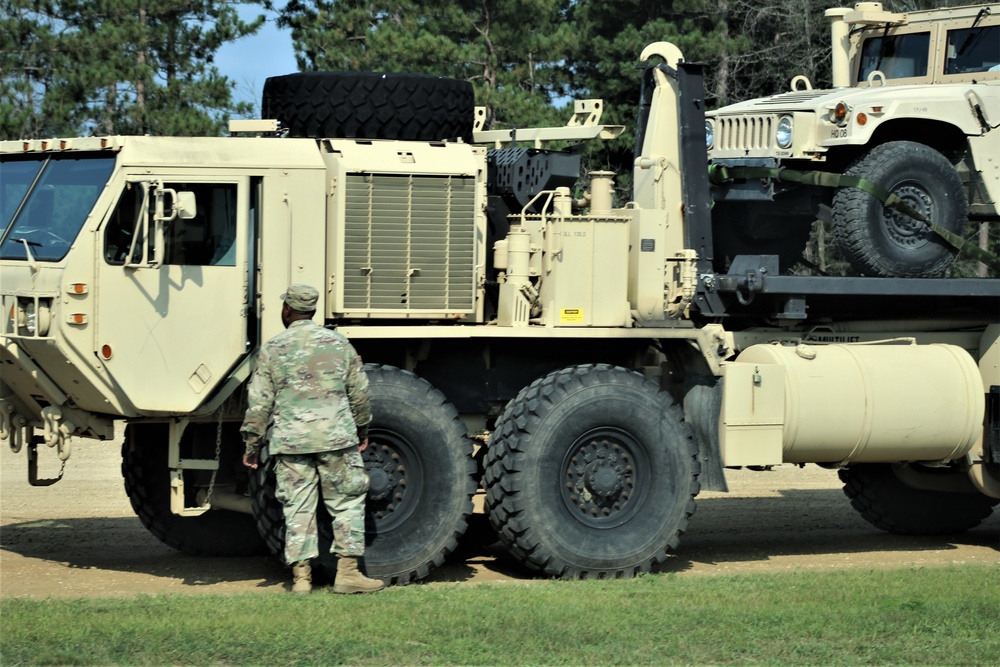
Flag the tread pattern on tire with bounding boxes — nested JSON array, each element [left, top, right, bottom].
[[839, 463, 997, 535], [484, 364, 700, 579], [262, 72, 474, 142], [250, 365, 476, 585], [831, 141, 967, 277]]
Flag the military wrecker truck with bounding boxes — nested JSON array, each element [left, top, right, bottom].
[[707, 2, 999, 278], [2, 41, 998, 583]]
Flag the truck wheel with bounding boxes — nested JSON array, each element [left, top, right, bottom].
[[839, 463, 997, 535], [831, 141, 968, 277], [250, 365, 477, 584], [121, 424, 265, 556], [485, 364, 700, 578], [262, 72, 474, 142]]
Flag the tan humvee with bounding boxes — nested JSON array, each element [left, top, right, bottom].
[[707, 3, 999, 277]]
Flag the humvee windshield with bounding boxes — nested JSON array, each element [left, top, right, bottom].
[[0, 155, 115, 262], [857, 31, 930, 81], [945, 25, 1000, 74]]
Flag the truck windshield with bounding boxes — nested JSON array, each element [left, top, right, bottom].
[[0, 155, 115, 262], [857, 32, 930, 81]]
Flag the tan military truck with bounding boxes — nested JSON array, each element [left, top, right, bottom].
[[2, 42, 998, 584], [707, 2, 999, 277]]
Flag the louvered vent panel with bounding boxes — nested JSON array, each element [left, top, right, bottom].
[[343, 174, 476, 314], [719, 115, 774, 151]]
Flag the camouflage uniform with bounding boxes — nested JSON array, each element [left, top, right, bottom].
[[241, 287, 372, 565]]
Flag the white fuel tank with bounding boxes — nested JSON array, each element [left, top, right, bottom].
[[722, 343, 984, 465]]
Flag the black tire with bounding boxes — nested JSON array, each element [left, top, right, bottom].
[[250, 365, 477, 584], [711, 202, 813, 274], [832, 141, 968, 277], [122, 424, 266, 556], [484, 364, 700, 579], [262, 72, 474, 142], [839, 463, 998, 535]]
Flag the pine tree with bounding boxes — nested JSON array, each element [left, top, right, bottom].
[[0, 0, 264, 139]]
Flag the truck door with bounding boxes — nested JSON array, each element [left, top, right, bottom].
[[96, 176, 255, 414]]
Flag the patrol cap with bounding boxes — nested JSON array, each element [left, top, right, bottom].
[[281, 284, 319, 312]]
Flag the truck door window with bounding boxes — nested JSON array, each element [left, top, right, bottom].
[[104, 182, 238, 266], [0, 155, 114, 262], [945, 25, 1000, 74], [858, 32, 930, 80]]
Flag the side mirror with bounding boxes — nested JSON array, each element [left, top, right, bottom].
[[155, 188, 197, 222], [125, 184, 198, 269]]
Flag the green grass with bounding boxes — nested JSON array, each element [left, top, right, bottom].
[[2, 566, 998, 666]]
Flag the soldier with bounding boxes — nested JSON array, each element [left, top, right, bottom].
[[241, 284, 384, 595]]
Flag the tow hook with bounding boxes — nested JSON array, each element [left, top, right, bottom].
[[41, 405, 74, 462], [19, 406, 76, 487]]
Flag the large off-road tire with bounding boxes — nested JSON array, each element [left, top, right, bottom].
[[262, 72, 474, 142], [839, 463, 998, 535], [711, 202, 813, 274], [121, 424, 265, 556], [484, 364, 700, 579], [831, 141, 968, 277], [250, 365, 477, 584]]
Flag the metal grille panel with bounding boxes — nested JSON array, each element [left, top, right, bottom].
[[718, 115, 775, 152], [343, 173, 477, 314]]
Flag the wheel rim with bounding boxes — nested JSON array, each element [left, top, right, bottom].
[[882, 181, 934, 249], [363, 428, 423, 532], [560, 427, 651, 529]]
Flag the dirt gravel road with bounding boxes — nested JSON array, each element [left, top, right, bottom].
[[2, 438, 997, 599]]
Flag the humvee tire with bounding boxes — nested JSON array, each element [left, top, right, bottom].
[[261, 72, 475, 142], [832, 141, 968, 277], [122, 424, 266, 557], [250, 365, 477, 584], [485, 364, 700, 579], [839, 463, 998, 535]]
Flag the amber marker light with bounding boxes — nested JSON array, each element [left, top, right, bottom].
[[68, 283, 89, 294], [834, 102, 849, 124], [101, 344, 113, 360], [857, 112, 868, 126], [68, 314, 87, 325]]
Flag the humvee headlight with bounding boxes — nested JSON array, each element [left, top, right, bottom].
[[775, 116, 793, 149], [705, 120, 715, 149]]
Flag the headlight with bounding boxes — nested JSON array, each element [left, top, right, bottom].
[[13, 297, 51, 337], [705, 120, 714, 149], [775, 116, 793, 149], [14, 299, 36, 336]]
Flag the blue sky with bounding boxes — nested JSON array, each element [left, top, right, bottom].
[[214, 4, 298, 114]]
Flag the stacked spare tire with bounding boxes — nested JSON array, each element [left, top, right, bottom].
[[262, 72, 475, 142]]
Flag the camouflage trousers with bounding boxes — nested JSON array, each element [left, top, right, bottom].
[[274, 448, 369, 564]]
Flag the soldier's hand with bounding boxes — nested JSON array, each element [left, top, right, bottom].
[[359, 437, 369, 452], [243, 451, 259, 469]]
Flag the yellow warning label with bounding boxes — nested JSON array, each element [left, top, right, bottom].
[[560, 308, 584, 323]]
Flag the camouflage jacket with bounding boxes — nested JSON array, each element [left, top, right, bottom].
[[241, 320, 372, 455]]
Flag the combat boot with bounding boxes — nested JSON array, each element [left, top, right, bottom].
[[332, 557, 385, 594], [291, 561, 312, 594]]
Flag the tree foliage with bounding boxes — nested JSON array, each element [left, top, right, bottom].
[[1, 0, 264, 139]]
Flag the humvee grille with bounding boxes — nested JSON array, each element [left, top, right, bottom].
[[342, 173, 477, 316], [717, 115, 775, 152]]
